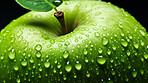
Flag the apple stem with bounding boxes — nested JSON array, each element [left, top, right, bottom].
[[54, 11, 68, 35]]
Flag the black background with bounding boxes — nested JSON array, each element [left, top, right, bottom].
[[0, 0, 147, 31]]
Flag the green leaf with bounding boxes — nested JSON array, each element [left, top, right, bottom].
[[16, 0, 63, 12]]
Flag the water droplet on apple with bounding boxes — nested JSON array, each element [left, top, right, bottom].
[[8, 49, 15, 60], [85, 57, 89, 63], [65, 41, 70, 46], [1, 54, 4, 60], [132, 69, 137, 78], [107, 49, 111, 55], [140, 40, 144, 46], [97, 56, 106, 65], [29, 57, 34, 63], [102, 26, 107, 31], [36, 52, 42, 58], [118, 22, 123, 28], [139, 30, 146, 37], [35, 44, 42, 51], [10, 38, 15, 43], [50, 39, 55, 44], [17, 31, 23, 36], [57, 62, 61, 68], [126, 50, 131, 56], [73, 73, 77, 78], [102, 38, 109, 45], [16, 77, 20, 83], [63, 50, 69, 59], [144, 54, 148, 59], [95, 11, 102, 16], [133, 42, 139, 49], [121, 39, 128, 47], [39, 67, 42, 72], [44, 60, 50, 68], [13, 65, 19, 71], [128, 34, 133, 39], [98, 48, 103, 54], [83, 49, 88, 55], [27, 14, 33, 18], [18, 36, 23, 41], [111, 69, 116, 75], [52, 0, 63, 6], [120, 33, 124, 37], [65, 64, 72, 72], [112, 45, 116, 50], [75, 61, 82, 70], [63, 75, 66, 80], [140, 69, 144, 75], [86, 71, 90, 77], [58, 43, 62, 47], [94, 32, 100, 37], [21, 59, 28, 66]]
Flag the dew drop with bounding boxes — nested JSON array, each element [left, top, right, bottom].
[[83, 49, 88, 55], [98, 48, 103, 54], [17, 31, 23, 36], [44, 61, 50, 68], [111, 69, 116, 75], [97, 56, 106, 65], [102, 38, 109, 45], [36, 52, 42, 58], [50, 39, 55, 44], [13, 65, 19, 71], [10, 38, 15, 43], [121, 33, 124, 37], [140, 40, 144, 46], [128, 35, 133, 39], [94, 32, 100, 37], [29, 58, 34, 63], [63, 75, 66, 80], [73, 73, 77, 78], [96, 68, 99, 75], [121, 39, 128, 47], [65, 64, 72, 72], [144, 54, 148, 59], [65, 41, 70, 46], [95, 11, 102, 15], [39, 67, 42, 72], [139, 30, 146, 37], [133, 42, 139, 49], [107, 49, 111, 55], [8, 49, 15, 60], [21, 59, 28, 66], [52, 0, 63, 6], [118, 22, 123, 28], [86, 71, 90, 77], [140, 69, 144, 75], [75, 61, 82, 70], [16, 78, 20, 83], [114, 33, 117, 37], [1, 54, 4, 60], [132, 69, 137, 78], [63, 50, 69, 59], [57, 62, 61, 68], [35, 44, 42, 51], [126, 50, 131, 56], [58, 43, 62, 47], [85, 57, 89, 63], [112, 46, 116, 50]]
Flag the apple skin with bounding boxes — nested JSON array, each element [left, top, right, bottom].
[[0, 1, 148, 83]]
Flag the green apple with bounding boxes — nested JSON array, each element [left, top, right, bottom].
[[0, 1, 148, 83]]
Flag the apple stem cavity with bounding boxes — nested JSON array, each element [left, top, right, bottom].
[[54, 11, 68, 35]]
